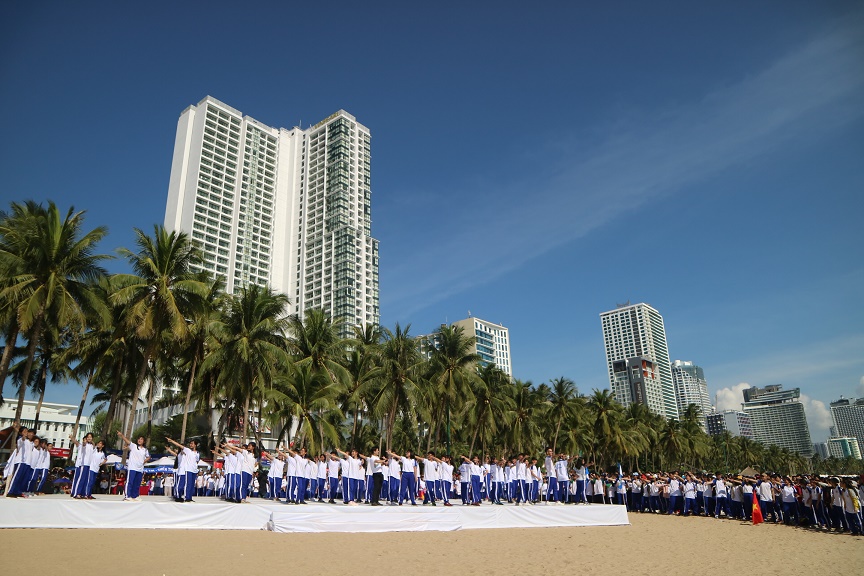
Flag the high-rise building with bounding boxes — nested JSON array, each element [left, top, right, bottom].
[[600, 303, 677, 419], [165, 96, 379, 337], [829, 396, 864, 455], [742, 385, 813, 456], [611, 357, 664, 415], [705, 410, 754, 439], [451, 316, 512, 377], [826, 436, 862, 460], [813, 442, 830, 459], [671, 360, 712, 420]]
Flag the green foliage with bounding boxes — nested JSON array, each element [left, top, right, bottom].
[[1, 199, 858, 478]]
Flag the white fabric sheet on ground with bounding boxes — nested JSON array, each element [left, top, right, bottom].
[[0, 496, 629, 533], [0, 495, 271, 530], [267, 503, 629, 533]]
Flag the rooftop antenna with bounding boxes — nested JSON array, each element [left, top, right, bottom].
[[468, 310, 472, 317]]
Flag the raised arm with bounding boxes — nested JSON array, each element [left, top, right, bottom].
[[116, 431, 133, 446], [164, 437, 185, 450], [387, 449, 403, 459]]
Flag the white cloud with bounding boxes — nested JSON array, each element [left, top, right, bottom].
[[800, 394, 834, 442], [384, 18, 864, 318], [714, 382, 751, 412]]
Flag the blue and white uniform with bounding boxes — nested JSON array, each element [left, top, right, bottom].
[[125, 443, 149, 500]]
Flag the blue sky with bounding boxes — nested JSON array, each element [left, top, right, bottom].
[[1, 2, 862, 441]]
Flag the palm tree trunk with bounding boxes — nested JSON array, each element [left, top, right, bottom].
[[468, 405, 485, 455], [103, 360, 124, 446], [31, 356, 48, 432], [180, 354, 198, 443], [553, 416, 563, 454], [241, 395, 250, 443], [144, 369, 158, 447], [13, 317, 43, 425], [69, 370, 97, 465], [351, 409, 359, 448], [122, 351, 152, 464], [386, 403, 397, 453], [0, 323, 19, 403]]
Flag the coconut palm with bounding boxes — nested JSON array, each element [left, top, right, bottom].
[[546, 376, 580, 454], [0, 201, 110, 426], [287, 308, 349, 387], [373, 323, 421, 452], [426, 324, 480, 452], [467, 363, 512, 455], [202, 283, 291, 443], [176, 275, 224, 443], [342, 329, 382, 447], [112, 225, 208, 449]]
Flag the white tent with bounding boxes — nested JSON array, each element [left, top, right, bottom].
[[105, 454, 123, 464], [197, 460, 211, 469], [145, 456, 175, 467]]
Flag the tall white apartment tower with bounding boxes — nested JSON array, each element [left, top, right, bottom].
[[600, 302, 677, 420], [165, 97, 379, 336], [452, 316, 512, 377], [671, 360, 712, 420]]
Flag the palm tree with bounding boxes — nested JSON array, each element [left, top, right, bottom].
[[426, 324, 480, 453], [507, 380, 544, 454], [177, 275, 224, 442], [546, 376, 579, 454], [467, 363, 512, 455], [0, 201, 110, 426], [201, 283, 291, 443], [267, 362, 341, 453], [587, 389, 620, 466], [342, 331, 382, 447], [112, 225, 208, 449], [373, 323, 421, 452], [287, 308, 349, 387]]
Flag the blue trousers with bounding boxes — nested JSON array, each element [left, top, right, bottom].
[[546, 477, 558, 501], [389, 477, 400, 502], [782, 501, 799, 525], [715, 495, 731, 518], [329, 477, 339, 500], [470, 475, 482, 503], [442, 480, 452, 503], [9, 463, 32, 497], [845, 511, 861, 535], [461, 481, 470, 504], [400, 472, 416, 504], [668, 495, 680, 514], [575, 480, 586, 503], [423, 479, 436, 503], [28, 469, 48, 494], [69, 465, 88, 497]]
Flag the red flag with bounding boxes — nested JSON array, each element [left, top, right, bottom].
[[752, 489, 764, 525]]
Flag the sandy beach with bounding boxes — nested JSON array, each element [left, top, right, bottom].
[[6, 513, 862, 576]]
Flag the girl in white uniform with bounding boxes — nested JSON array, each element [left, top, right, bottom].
[[118, 431, 150, 501]]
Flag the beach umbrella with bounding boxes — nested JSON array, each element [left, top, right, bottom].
[[53, 478, 71, 485]]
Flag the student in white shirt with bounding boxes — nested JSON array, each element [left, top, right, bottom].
[[387, 454, 401, 504], [166, 437, 200, 502], [69, 432, 94, 499], [326, 451, 341, 503], [416, 451, 440, 506], [335, 447, 364, 504], [387, 449, 418, 505], [554, 456, 570, 504], [30, 441, 52, 495], [359, 447, 385, 505], [6, 426, 33, 498], [543, 448, 557, 503], [117, 431, 151, 501], [460, 455, 484, 505], [262, 449, 285, 501], [85, 440, 106, 498], [316, 454, 328, 502]]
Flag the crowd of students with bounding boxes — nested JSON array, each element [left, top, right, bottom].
[[611, 470, 862, 535], [5, 424, 862, 538]]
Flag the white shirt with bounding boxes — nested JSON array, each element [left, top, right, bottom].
[[714, 479, 728, 497], [181, 448, 200, 474], [400, 457, 416, 476], [757, 481, 774, 501], [544, 456, 554, 478], [317, 460, 328, 479], [126, 444, 149, 472], [440, 462, 454, 483], [327, 458, 340, 478], [388, 458, 401, 479], [418, 458, 438, 481], [87, 448, 105, 471], [669, 479, 682, 497], [366, 455, 383, 474], [780, 485, 796, 503], [554, 460, 569, 482], [269, 456, 284, 479], [574, 466, 587, 481], [346, 456, 364, 480]]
